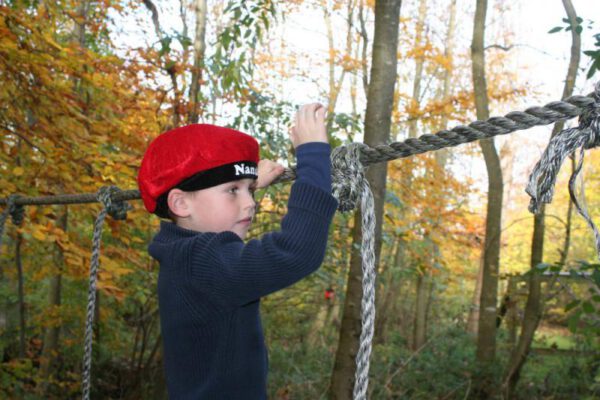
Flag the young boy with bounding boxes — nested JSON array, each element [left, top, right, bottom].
[[137, 103, 338, 399]]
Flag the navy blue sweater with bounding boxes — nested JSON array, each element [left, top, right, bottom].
[[148, 143, 338, 399]]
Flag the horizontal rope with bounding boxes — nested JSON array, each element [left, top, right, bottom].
[[0, 93, 595, 207]]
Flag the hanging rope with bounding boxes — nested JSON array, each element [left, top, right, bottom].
[[0, 194, 25, 253], [527, 82, 600, 258], [331, 143, 376, 400], [81, 186, 130, 400]]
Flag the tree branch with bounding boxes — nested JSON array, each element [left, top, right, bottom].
[[142, 0, 163, 39]]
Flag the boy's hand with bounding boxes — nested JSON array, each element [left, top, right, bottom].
[[256, 159, 285, 189], [290, 103, 328, 149]]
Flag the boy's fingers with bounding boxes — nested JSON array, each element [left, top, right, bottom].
[[316, 106, 325, 121]]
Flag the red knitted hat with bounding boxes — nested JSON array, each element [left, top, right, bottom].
[[138, 124, 259, 217]]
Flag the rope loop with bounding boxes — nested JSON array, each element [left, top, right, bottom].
[[96, 186, 131, 220], [331, 143, 370, 212], [527, 82, 600, 213], [526, 82, 600, 258]]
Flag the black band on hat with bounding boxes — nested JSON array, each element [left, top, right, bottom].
[[154, 161, 258, 218]]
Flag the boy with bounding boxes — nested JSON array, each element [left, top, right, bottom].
[[137, 103, 338, 399]]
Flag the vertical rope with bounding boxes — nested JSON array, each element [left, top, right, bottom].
[[0, 195, 21, 252], [353, 180, 376, 400], [81, 186, 130, 400], [331, 144, 376, 400]]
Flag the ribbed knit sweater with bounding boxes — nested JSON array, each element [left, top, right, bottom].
[[148, 143, 338, 399]]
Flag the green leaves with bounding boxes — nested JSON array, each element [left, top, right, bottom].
[[548, 16, 585, 35], [210, 0, 277, 100], [583, 33, 600, 79]]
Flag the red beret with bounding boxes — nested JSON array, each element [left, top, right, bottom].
[[138, 124, 259, 217]]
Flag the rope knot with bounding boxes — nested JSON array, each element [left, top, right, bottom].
[[526, 82, 600, 259], [96, 186, 131, 220], [331, 143, 369, 212], [7, 194, 25, 226], [583, 81, 600, 149], [526, 83, 600, 214]]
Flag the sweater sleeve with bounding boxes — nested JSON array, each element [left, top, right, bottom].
[[295, 142, 332, 193], [188, 144, 338, 308]]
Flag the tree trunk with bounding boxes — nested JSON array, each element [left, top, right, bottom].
[[502, 1, 580, 397], [471, 0, 504, 397], [16, 233, 25, 358], [506, 276, 518, 347], [435, 0, 457, 167], [188, 0, 207, 124], [329, 1, 401, 398], [14, 141, 26, 359], [503, 210, 544, 398], [412, 269, 428, 350], [39, 206, 68, 393], [324, 0, 356, 132], [467, 257, 483, 334], [407, 0, 427, 139], [374, 237, 404, 344]]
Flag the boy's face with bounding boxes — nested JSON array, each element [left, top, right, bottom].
[[180, 178, 257, 240]]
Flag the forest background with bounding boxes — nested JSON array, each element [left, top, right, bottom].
[[1, 0, 600, 398]]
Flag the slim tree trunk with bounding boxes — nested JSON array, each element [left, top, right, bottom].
[[39, 206, 68, 392], [188, 0, 207, 124], [502, 1, 580, 397], [16, 233, 25, 358], [329, 1, 401, 398], [506, 276, 518, 347], [407, 0, 427, 139], [503, 210, 544, 398], [14, 142, 26, 359], [412, 269, 428, 350], [471, 0, 503, 397], [435, 0, 457, 167], [374, 237, 404, 344], [467, 257, 484, 334], [324, 0, 356, 132]]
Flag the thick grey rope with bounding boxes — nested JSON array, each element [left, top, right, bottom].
[[272, 94, 595, 184], [0, 93, 595, 209], [81, 186, 130, 400], [331, 144, 376, 400], [527, 82, 600, 258]]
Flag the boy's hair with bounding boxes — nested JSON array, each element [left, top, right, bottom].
[[138, 124, 259, 218]]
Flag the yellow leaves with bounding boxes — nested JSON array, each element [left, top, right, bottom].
[[96, 255, 133, 301], [259, 195, 276, 212], [25, 223, 68, 243], [31, 228, 46, 241], [13, 166, 24, 176]]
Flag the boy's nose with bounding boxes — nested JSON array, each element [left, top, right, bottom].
[[243, 193, 256, 211]]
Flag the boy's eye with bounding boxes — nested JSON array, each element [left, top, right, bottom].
[[228, 187, 238, 194]]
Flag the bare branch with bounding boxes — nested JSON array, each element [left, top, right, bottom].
[[142, 0, 163, 39], [484, 44, 515, 52]]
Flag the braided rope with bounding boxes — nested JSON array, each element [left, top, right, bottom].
[[331, 144, 376, 400], [272, 94, 595, 184], [81, 186, 129, 400], [0, 92, 595, 209], [527, 82, 600, 258]]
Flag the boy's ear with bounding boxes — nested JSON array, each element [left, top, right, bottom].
[[167, 189, 191, 218]]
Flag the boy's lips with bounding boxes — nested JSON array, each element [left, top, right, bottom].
[[237, 217, 252, 225]]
